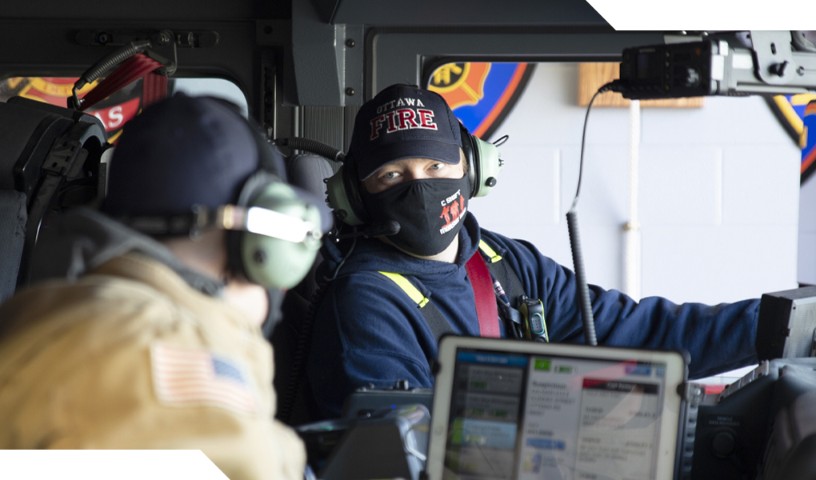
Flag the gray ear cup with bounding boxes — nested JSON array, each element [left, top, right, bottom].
[[239, 177, 323, 289], [460, 123, 502, 198], [325, 163, 366, 226]]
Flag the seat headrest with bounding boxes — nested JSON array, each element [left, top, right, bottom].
[[0, 96, 106, 196], [285, 152, 340, 200]]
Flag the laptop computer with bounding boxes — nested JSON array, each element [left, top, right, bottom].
[[424, 335, 688, 480]]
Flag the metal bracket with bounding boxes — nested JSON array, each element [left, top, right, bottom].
[[73, 28, 220, 75], [750, 31, 797, 85]]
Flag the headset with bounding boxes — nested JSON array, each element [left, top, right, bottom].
[[220, 102, 326, 290], [224, 167, 324, 290], [118, 106, 326, 290], [325, 123, 503, 226]]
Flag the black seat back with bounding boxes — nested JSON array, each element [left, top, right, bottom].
[[272, 148, 340, 425], [0, 97, 106, 300]]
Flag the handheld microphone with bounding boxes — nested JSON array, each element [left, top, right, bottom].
[[335, 220, 401, 240]]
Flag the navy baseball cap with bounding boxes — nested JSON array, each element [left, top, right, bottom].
[[346, 84, 463, 180], [102, 93, 260, 216], [100, 93, 332, 232]]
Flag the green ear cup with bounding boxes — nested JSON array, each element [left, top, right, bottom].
[[241, 181, 322, 289]]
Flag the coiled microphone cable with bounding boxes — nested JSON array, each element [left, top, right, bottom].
[[567, 80, 620, 346]]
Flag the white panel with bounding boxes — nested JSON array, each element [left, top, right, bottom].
[[799, 232, 816, 285], [722, 146, 800, 225], [800, 176, 816, 233], [641, 226, 798, 303], [799, 176, 816, 284], [559, 145, 630, 227], [640, 96, 791, 146], [639, 147, 723, 225], [470, 146, 561, 228]]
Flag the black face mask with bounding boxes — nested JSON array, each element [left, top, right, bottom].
[[362, 176, 470, 256]]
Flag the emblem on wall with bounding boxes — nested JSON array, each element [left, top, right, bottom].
[[804, 101, 816, 181], [427, 62, 534, 140], [768, 94, 816, 182]]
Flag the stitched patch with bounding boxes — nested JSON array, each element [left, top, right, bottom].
[[150, 343, 258, 415]]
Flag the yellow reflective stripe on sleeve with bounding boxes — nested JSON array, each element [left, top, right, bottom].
[[478, 239, 502, 263], [378, 271, 430, 308]]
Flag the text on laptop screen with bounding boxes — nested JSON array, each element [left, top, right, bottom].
[[445, 348, 670, 480]]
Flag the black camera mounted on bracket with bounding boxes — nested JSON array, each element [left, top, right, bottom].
[[616, 31, 816, 99]]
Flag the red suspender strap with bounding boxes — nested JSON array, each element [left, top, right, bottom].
[[465, 251, 501, 338]]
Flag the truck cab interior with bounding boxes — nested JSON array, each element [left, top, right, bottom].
[[3, 1, 816, 479]]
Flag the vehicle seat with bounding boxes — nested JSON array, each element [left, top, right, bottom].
[[0, 97, 106, 301], [0, 191, 27, 302], [272, 147, 340, 425]]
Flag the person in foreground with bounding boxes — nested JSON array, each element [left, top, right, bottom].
[[306, 83, 760, 418], [0, 94, 329, 479]]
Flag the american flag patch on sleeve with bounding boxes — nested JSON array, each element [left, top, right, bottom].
[[150, 343, 259, 415]]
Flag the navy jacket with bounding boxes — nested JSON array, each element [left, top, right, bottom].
[[307, 213, 759, 418]]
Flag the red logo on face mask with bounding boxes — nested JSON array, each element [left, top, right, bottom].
[[439, 189, 467, 235]]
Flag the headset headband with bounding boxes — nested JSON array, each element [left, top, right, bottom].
[[118, 204, 322, 243]]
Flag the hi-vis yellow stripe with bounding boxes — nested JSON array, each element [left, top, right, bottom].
[[379, 271, 429, 308], [478, 239, 502, 263], [379, 240, 500, 308]]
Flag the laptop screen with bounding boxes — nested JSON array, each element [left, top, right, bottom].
[[425, 336, 687, 480]]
